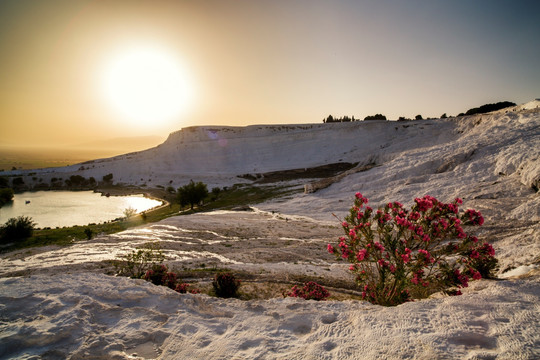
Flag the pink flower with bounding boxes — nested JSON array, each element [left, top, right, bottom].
[[415, 196, 434, 212], [395, 216, 408, 227], [447, 203, 459, 214], [418, 249, 435, 263], [464, 209, 484, 226], [327, 244, 335, 254], [455, 269, 469, 287], [439, 219, 449, 230], [356, 249, 368, 261], [408, 211, 421, 221], [481, 243, 495, 256]]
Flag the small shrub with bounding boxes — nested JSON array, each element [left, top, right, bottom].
[[162, 269, 178, 289], [144, 264, 169, 286], [1, 216, 36, 243], [123, 207, 137, 219], [175, 283, 190, 293], [364, 114, 387, 121], [175, 283, 201, 294], [212, 272, 241, 298], [66, 175, 87, 187], [284, 281, 330, 301], [143, 264, 177, 289], [84, 227, 93, 240], [328, 193, 497, 306], [12, 177, 25, 186], [115, 243, 165, 278]]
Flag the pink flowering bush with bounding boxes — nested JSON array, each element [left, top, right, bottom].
[[327, 193, 498, 306], [284, 281, 330, 301], [144, 264, 177, 289], [175, 283, 201, 294], [212, 272, 241, 298]]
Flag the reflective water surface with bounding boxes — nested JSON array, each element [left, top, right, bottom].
[[0, 191, 162, 228]]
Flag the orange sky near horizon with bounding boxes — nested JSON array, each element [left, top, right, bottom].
[[1, 0, 539, 149]]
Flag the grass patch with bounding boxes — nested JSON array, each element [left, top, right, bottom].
[[202, 183, 299, 211]]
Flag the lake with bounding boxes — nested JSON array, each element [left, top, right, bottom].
[[0, 191, 163, 228]]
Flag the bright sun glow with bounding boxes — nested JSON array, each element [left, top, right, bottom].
[[102, 46, 192, 126]]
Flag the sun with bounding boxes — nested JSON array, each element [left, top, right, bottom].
[[101, 45, 192, 127]]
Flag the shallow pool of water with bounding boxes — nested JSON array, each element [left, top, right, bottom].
[[0, 191, 162, 228]]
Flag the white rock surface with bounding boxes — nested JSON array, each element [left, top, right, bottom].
[[1, 273, 538, 359]]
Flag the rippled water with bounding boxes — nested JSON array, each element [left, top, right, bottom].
[[0, 191, 162, 228]]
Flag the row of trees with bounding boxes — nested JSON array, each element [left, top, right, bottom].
[[323, 114, 387, 122], [323, 101, 515, 124], [323, 115, 358, 123], [324, 113, 447, 123], [323, 113, 438, 122], [4, 173, 115, 192]]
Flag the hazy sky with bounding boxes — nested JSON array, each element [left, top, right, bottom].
[[1, 0, 539, 148]]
